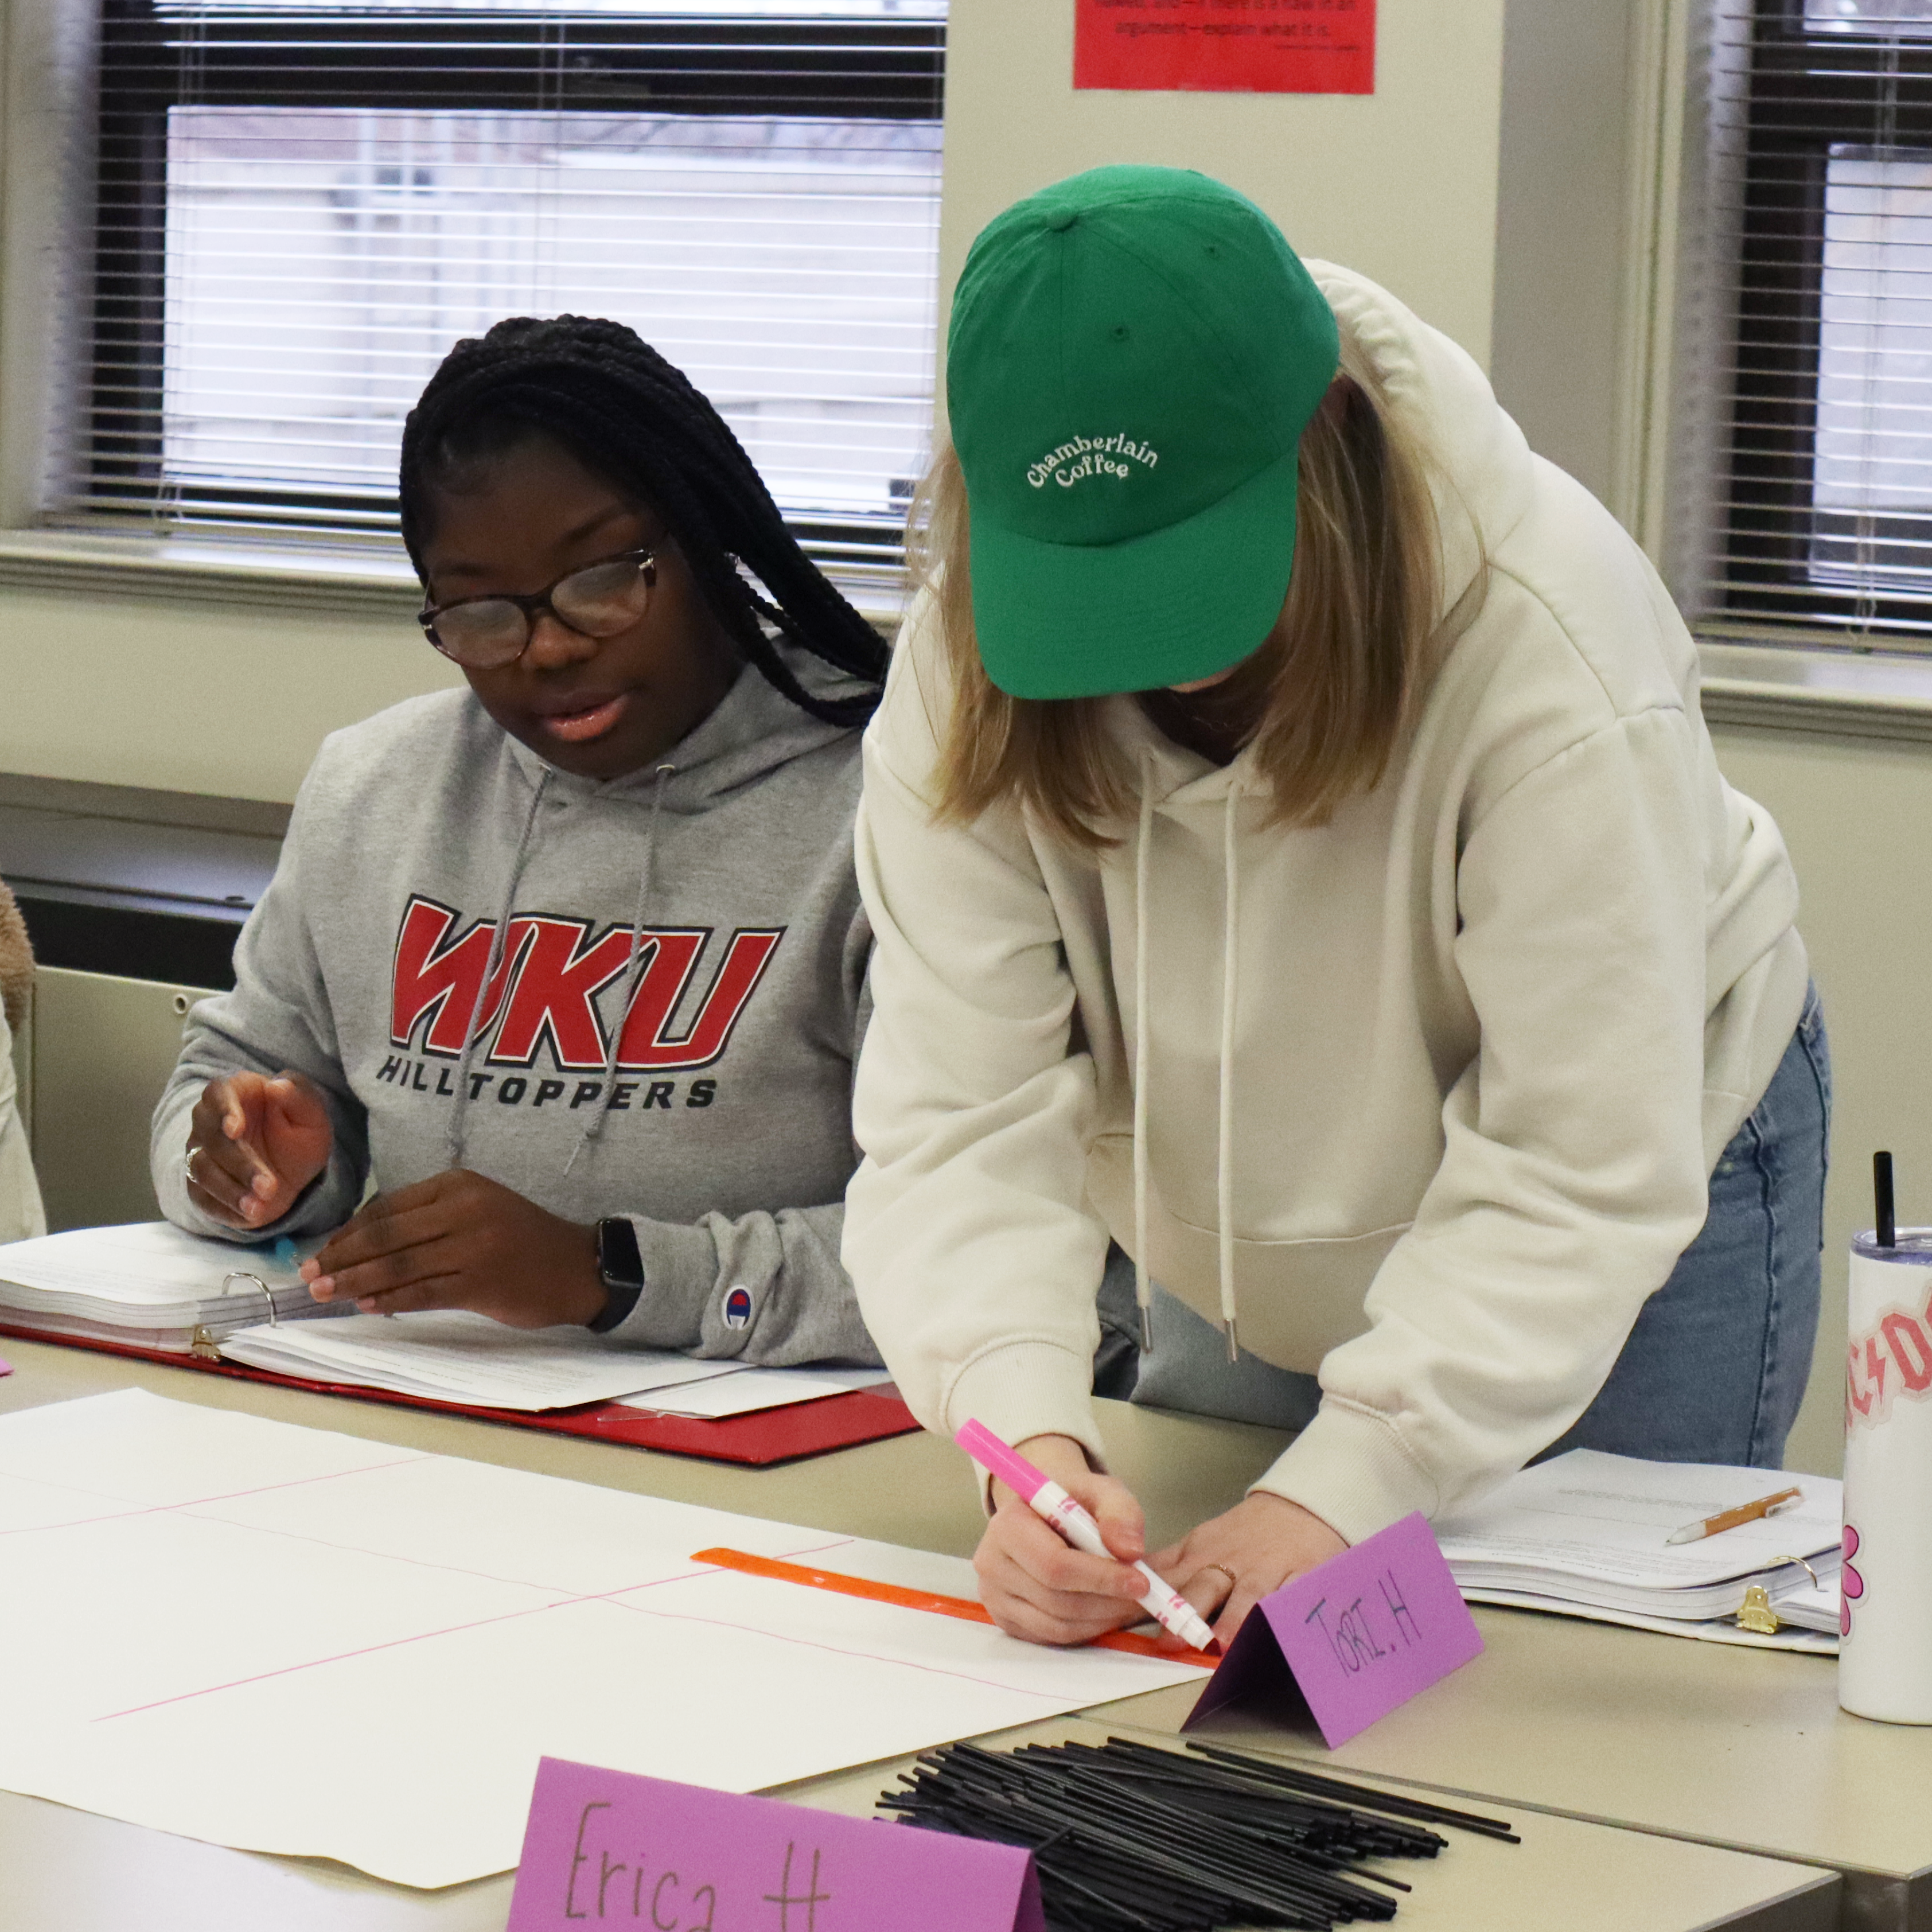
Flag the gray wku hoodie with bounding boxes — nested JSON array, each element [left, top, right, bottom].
[[151, 644, 878, 1365]]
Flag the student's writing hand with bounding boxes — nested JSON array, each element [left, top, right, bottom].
[[185, 1072, 333, 1229], [301, 1169, 606, 1328], [1151, 1493, 1348, 1649], [973, 1434, 1152, 1647]]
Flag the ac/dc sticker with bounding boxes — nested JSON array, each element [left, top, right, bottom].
[[1847, 1276, 1932, 1431]]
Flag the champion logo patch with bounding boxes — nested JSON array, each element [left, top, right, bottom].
[[723, 1286, 754, 1330]]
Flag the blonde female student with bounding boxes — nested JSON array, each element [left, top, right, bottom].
[[843, 168, 1827, 1647]]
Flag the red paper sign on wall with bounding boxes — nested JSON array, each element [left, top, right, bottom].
[[1075, 0, 1376, 96]]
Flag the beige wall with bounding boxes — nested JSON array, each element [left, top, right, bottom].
[[941, 0, 1508, 382], [0, 585, 459, 801], [1709, 725, 1932, 1479], [1489, 0, 1641, 509]]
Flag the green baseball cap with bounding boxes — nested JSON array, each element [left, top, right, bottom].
[[947, 165, 1340, 700]]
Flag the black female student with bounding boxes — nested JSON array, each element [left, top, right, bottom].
[[151, 315, 887, 1361]]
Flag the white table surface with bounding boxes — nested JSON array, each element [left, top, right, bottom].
[[0, 1335, 1853, 1932]]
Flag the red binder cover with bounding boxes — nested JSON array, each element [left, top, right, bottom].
[[0, 1323, 921, 1466]]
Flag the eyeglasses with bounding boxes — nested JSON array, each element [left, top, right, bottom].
[[418, 548, 658, 669]]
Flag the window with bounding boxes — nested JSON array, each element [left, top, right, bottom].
[[61, 2, 945, 577], [1692, 1, 1932, 642]]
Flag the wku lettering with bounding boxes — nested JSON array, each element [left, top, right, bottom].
[[616, 927, 781, 1072], [388, 897, 528, 1057], [492, 916, 640, 1070], [389, 895, 782, 1074]]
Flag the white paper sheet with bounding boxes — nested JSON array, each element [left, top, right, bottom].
[[0, 1221, 319, 1332], [0, 1221, 298, 1306], [617, 1364, 894, 1418], [1759, 1570, 1841, 1634], [1464, 1587, 1840, 1653], [0, 1390, 1208, 1886], [1435, 1451, 1842, 1618], [220, 1307, 739, 1411]]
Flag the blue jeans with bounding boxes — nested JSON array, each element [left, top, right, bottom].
[[1101, 986, 1831, 1470]]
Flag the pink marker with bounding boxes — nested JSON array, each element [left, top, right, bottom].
[[956, 1417, 1217, 1652]]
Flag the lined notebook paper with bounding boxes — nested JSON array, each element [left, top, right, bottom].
[[221, 1308, 738, 1412], [1436, 1450, 1841, 1632]]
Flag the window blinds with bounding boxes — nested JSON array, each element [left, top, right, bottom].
[[1685, 0, 1932, 642], [64, 3, 945, 575]]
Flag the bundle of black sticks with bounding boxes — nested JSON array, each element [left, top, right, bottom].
[[877, 1736, 1518, 1932]]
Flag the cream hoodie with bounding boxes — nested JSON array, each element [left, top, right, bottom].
[[843, 264, 1808, 1543]]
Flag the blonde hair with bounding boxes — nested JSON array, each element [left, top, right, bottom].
[[910, 338, 1456, 848]]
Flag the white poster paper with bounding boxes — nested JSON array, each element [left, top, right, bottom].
[[0, 1390, 1206, 1887]]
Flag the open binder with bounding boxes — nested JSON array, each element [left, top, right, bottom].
[[0, 1324, 919, 1464], [0, 1222, 919, 1466]]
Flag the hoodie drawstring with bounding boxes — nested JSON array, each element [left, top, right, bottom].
[[1132, 756, 1155, 1354], [567, 762, 677, 1174], [1217, 781, 1241, 1364], [1129, 765, 1243, 1365], [444, 768, 551, 1171]]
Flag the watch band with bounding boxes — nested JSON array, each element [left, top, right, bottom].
[[588, 1216, 646, 1333]]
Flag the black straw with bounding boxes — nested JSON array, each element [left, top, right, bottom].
[[1181, 1741, 1522, 1843], [1877, 1150, 1897, 1249], [878, 1734, 1514, 1931]]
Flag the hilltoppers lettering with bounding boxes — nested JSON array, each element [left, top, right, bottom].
[[1025, 433, 1159, 489], [383, 895, 781, 1109]]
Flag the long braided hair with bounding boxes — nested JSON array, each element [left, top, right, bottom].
[[399, 315, 887, 727]]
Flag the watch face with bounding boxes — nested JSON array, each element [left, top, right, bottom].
[[598, 1217, 644, 1289]]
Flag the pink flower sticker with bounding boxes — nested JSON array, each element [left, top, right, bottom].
[[1842, 1524, 1864, 1638]]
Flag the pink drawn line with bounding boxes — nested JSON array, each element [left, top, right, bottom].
[[0, 1454, 431, 1538], [169, 1508, 614, 1598], [0, 1465, 161, 1507], [601, 1595, 1077, 1702], [92, 1596, 589, 1721], [147, 1514, 860, 1606], [765, 1535, 856, 1561], [173, 1521, 825, 1603], [87, 1538, 861, 1723]]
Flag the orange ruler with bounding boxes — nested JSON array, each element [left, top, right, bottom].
[[691, 1546, 1185, 1661]]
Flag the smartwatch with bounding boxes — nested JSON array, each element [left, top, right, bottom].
[[588, 1216, 646, 1333]]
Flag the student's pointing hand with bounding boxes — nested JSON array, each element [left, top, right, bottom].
[[185, 1072, 332, 1229], [301, 1170, 607, 1329]]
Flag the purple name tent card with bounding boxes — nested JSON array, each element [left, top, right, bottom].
[[507, 1757, 1046, 1932], [1186, 1513, 1483, 1748]]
